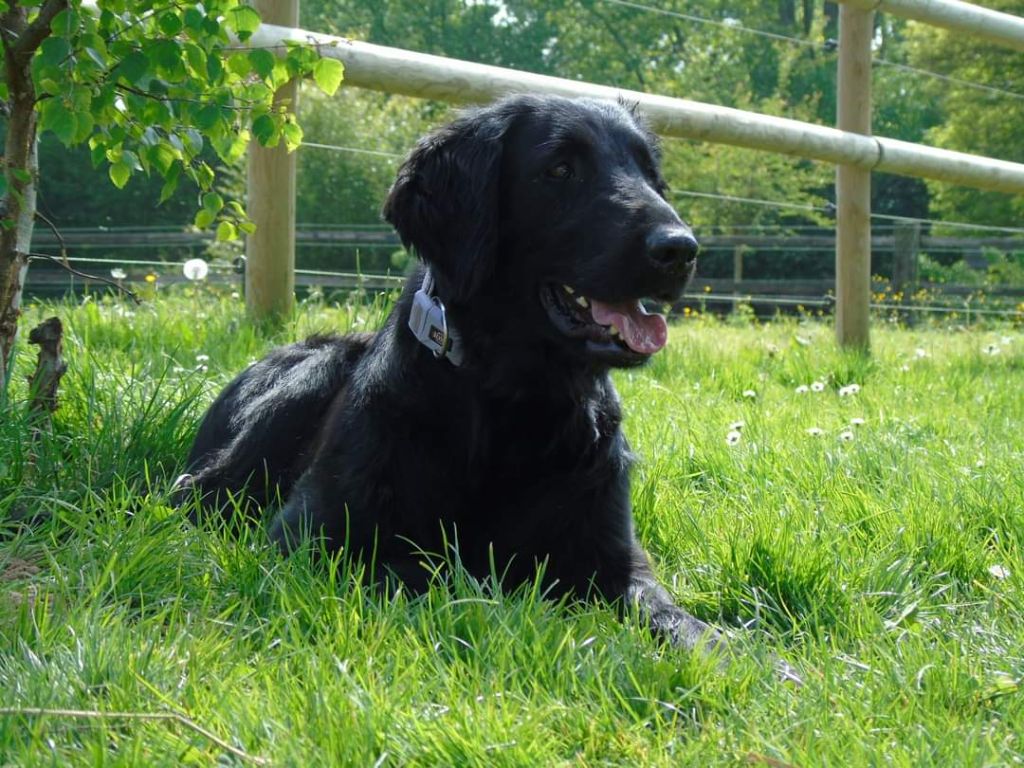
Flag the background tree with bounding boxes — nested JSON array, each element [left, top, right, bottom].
[[0, 0, 344, 392], [901, 0, 1024, 227]]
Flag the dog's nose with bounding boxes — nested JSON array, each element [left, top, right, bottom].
[[646, 228, 699, 269]]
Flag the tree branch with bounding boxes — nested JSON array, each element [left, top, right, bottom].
[[585, 5, 647, 89], [26, 252, 142, 304], [33, 210, 67, 263], [11, 0, 68, 62]]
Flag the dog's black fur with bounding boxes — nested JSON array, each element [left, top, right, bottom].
[[178, 94, 722, 654]]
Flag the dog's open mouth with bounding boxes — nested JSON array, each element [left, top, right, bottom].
[[540, 283, 668, 359]]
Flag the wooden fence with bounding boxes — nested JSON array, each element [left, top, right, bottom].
[[26, 224, 1024, 313], [233, 0, 1024, 349], [74, 0, 1024, 344]]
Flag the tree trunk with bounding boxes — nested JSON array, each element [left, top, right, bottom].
[[779, 0, 797, 27], [803, 0, 816, 35], [0, 1, 67, 396]]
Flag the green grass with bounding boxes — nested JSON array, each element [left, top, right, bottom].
[[2, 287, 1023, 766]]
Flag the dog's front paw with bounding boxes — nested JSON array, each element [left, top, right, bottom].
[[170, 473, 194, 506]]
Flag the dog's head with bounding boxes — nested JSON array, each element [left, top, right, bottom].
[[383, 94, 697, 368]]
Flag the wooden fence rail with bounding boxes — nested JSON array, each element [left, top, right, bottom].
[[246, 22, 1024, 197], [835, 0, 1024, 52]]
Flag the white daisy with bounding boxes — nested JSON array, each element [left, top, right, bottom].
[[989, 564, 1010, 580]]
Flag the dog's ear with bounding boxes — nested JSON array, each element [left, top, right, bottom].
[[382, 108, 509, 302]]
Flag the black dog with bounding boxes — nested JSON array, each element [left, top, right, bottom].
[[179, 94, 736, 660]]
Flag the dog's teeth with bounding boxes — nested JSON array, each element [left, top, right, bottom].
[[562, 284, 575, 295], [609, 325, 619, 336], [575, 296, 589, 309]]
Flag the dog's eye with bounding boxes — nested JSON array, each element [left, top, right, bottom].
[[546, 162, 573, 180]]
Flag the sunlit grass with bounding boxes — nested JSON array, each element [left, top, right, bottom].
[[2, 288, 1022, 766]]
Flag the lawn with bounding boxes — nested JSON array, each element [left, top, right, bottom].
[[2, 289, 1022, 766]]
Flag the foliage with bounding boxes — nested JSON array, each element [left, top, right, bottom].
[[303, 0, 839, 233], [0, 0, 347, 388], [919, 248, 1024, 287], [293, 89, 423, 272], [3, 294, 1024, 763], [902, 0, 1024, 226], [2, 0, 343, 239]]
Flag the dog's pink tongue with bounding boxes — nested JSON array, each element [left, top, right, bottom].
[[590, 299, 668, 355]]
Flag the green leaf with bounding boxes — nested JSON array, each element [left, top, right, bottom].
[[194, 208, 216, 229], [183, 129, 204, 155], [50, 8, 80, 36], [159, 163, 182, 204], [85, 47, 108, 69], [183, 43, 206, 76], [109, 162, 131, 189], [227, 6, 261, 41], [196, 104, 221, 131], [238, 221, 257, 235], [216, 220, 237, 241], [40, 99, 77, 145], [38, 79, 62, 97], [74, 111, 95, 144], [227, 52, 251, 78], [148, 143, 177, 175], [194, 162, 215, 190], [251, 113, 277, 146], [117, 51, 150, 85], [90, 142, 106, 169], [183, 7, 204, 32], [282, 120, 303, 152], [157, 12, 183, 37], [312, 58, 344, 96], [121, 149, 143, 172], [150, 40, 185, 79], [206, 53, 223, 83], [248, 49, 276, 80], [202, 192, 224, 213], [38, 37, 71, 68]]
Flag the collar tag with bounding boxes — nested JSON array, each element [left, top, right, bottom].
[[408, 270, 462, 365]]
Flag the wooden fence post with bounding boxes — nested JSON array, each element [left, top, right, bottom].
[[732, 245, 745, 314], [835, 3, 874, 349], [245, 0, 299, 322]]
